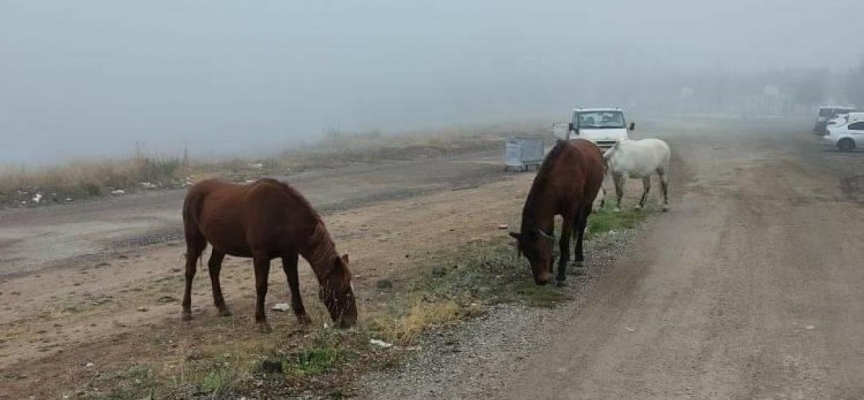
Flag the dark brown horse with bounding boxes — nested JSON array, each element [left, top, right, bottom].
[[182, 178, 357, 330], [510, 139, 605, 286]]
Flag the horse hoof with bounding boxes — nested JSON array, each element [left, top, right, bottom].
[[218, 308, 233, 317], [555, 280, 567, 287], [257, 322, 273, 333], [297, 314, 312, 326], [662, 206, 669, 212], [182, 312, 193, 321], [575, 261, 585, 268]]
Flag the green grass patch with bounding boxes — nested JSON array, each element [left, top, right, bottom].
[[586, 203, 652, 239]]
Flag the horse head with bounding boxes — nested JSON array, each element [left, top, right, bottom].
[[319, 254, 358, 328], [509, 229, 555, 285]]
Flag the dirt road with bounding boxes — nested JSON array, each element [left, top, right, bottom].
[[363, 120, 864, 399], [0, 151, 502, 276]]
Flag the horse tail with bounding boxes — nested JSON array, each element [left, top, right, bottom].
[[181, 183, 208, 257]]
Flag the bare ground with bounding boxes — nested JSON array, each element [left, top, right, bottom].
[[3, 119, 864, 399], [0, 145, 535, 398]]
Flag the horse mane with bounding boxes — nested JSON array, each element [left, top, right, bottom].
[[521, 140, 569, 233], [259, 178, 323, 222]]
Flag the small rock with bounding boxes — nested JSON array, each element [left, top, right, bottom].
[[497, 224, 508, 230], [805, 325, 815, 330], [625, 327, 636, 332], [137, 307, 148, 312], [271, 303, 291, 312], [85, 362, 95, 368], [111, 189, 125, 195]]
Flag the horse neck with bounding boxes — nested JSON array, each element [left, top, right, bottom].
[[301, 223, 340, 285], [522, 185, 556, 235]]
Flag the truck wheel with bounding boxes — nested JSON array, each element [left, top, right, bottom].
[[838, 139, 855, 152]]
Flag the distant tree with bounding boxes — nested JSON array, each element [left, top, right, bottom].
[[847, 56, 864, 106]]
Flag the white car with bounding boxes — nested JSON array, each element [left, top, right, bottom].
[[568, 108, 633, 148], [825, 112, 864, 152], [814, 105, 857, 135]]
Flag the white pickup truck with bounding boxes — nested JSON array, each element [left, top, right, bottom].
[[567, 108, 634, 148]]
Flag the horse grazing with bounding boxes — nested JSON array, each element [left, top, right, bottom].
[[182, 178, 357, 330], [510, 139, 605, 286], [603, 138, 671, 212]]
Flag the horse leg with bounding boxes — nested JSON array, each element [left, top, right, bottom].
[[613, 173, 626, 212], [207, 249, 231, 316], [556, 216, 573, 286], [593, 186, 606, 212], [658, 168, 670, 212], [574, 205, 592, 268], [253, 256, 272, 332], [181, 236, 206, 321], [282, 251, 311, 326], [637, 177, 651, 210]]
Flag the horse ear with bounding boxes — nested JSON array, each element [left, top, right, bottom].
[[341, 254, 350, 264]]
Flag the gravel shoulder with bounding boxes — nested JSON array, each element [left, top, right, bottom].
[[359, 120, 864, 399]]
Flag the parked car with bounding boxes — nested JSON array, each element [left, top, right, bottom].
[[813, 106, 857, 136], [824, 112, 864, 151], [568, 108, 634, 148]]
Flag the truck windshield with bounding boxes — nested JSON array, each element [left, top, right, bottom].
[[576, 111, 625, 129]]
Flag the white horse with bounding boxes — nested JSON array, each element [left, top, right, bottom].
[[600, 138, 671, 212]]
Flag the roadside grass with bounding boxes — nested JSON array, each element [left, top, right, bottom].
[[83, 196, 652, 399], [586, 202, 653, 240], [0, 154, 186, 207]]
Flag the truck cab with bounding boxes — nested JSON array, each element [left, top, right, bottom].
[[568, 108, 633, 148]]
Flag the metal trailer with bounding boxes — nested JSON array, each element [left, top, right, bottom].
[[504, 137, 545, 171]]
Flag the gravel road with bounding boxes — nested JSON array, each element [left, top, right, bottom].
[[360, 120, 864, 399]]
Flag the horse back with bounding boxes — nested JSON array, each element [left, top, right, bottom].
[[183, 178, 319, 258], [564, 140, 606, 199], [545, 140, 605, 208]]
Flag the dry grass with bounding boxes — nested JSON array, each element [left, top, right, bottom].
[[0, 154, 186, 207], [366, 299, 466, 346]]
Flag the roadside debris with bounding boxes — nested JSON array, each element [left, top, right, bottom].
[[370, 339, 394, 348], [271, 303, 291, 312]]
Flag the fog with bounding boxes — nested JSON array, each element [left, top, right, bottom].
[[2, 0, 863, 164]]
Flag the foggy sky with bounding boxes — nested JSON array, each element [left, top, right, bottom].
[[2, 0, 863, 164]]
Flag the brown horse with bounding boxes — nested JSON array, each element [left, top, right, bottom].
[[510, 139, 605, 286], [182, 178, 357, 330]]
